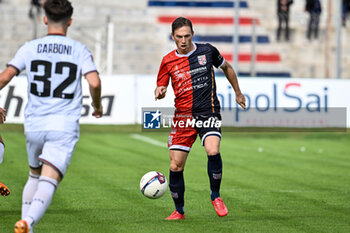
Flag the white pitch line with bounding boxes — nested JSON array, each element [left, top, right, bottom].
[[130, 134, 167, 148]]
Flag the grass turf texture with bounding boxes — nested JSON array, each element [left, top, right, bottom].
[[0, 124, 349, 233]]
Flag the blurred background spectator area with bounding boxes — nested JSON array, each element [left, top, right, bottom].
[[0, 0, 348, 78]]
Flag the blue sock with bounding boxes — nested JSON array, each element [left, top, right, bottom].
[[169, 170, 185, 214], [207, 153, 222, 201]]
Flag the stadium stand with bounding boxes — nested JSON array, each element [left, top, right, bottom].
[[0, 0, 348, 78], [151, 1, 291, 77], [250, 0, 350, 78]]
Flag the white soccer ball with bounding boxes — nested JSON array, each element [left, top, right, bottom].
[[140, 171, 168, 199]]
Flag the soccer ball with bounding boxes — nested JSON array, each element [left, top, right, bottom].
[[140, 171, 168, 199]]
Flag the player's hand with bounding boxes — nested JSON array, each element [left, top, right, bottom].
[[0, 108, 6, 124], [236, 93, 246, 109], [91, 102, 103, 118], [155, 86, 167, 100]]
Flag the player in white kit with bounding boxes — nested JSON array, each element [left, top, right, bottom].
[[0, 0, 103, 232]]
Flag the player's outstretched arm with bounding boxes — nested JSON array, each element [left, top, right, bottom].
[[155, 86, 167, 101], [220, 61, 246, 109], [0, 67, 17, 90], [85, 71, 103, 118]]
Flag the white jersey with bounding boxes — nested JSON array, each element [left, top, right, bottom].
[[8, 34, 97, 133]]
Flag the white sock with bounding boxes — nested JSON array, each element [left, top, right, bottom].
[[24, 176, 58, 230], [0, 142, 4, 164], [22, 172, 40, 219]]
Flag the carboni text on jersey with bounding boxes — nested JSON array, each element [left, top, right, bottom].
[[37, 43, 72, 55]]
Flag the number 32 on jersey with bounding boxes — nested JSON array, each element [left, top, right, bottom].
[[30, 60, 77, 99]]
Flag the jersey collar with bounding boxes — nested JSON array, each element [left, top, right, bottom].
[[175, 43, 197, 57], [47, 33, 66, 36]]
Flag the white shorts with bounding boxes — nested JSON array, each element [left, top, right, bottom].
[[25, 131, 79, 177]]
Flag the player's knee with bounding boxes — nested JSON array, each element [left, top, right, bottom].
[[30, 167, 42, 175], [203, 135, 220, 155], [205, 144, 220, 156], [207, 149, 220, 156], [205, 143, 220, 155], [170, 160, 184, 171]]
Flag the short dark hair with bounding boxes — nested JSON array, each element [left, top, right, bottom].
[[43, 0, 73, 24], [172, 17, 193, 34]]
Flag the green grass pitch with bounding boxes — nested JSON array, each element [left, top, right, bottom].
[[0, 124, 349, 233]]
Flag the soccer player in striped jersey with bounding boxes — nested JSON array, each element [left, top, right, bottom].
[[0, 0, 102, 232], [155, 17, 246, 220], [0, 107, 10, 197]]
